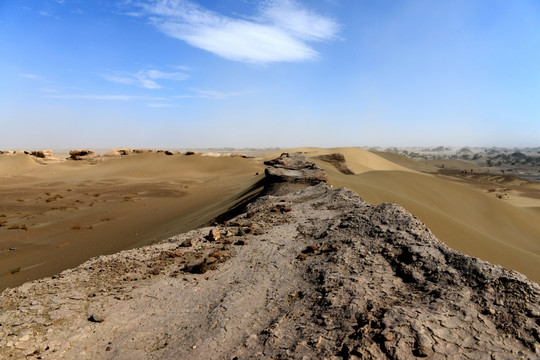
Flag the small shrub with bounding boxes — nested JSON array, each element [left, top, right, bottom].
[[8, 224, 28, 230], [45, 194, 63, 202]]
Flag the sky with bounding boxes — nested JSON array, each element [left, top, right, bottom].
[[1, 0, 539, 149]]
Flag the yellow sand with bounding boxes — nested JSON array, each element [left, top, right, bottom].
[[0, 153, 265, 290]]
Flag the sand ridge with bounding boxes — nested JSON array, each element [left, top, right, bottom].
[[264, 147, 412, 174]]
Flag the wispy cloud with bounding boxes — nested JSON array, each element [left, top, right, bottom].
[[133, 0, 340, 64], [42, 93, 182, 108], [175, 88, 251, 100], [19, 73, 43, 80], [146, 102, 179, 107], [42, 94, 164, 101], [101, 68, 190, 89], [38, 88, 59, 93]]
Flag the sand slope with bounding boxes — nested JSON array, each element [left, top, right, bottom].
[[300, 148, 540, 283], [0, 153, 264, 291]]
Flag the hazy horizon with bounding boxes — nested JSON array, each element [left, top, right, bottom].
[[1, 0, 539, 149]]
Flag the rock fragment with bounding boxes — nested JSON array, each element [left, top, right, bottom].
[[207, 228, 221, 241], [180, 239, 192, 247], [88, 314, 104, 323], [183, 259, 208, 274]]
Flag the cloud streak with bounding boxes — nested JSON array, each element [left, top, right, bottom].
[[146, 102, 179, 107], [175, 88, 251, 100], [19, 73, 43, 80], [101, 68, 190, 89], [42, 94, 165, 101], [134, 0, 340, 64], [41, 87, 248, 102]]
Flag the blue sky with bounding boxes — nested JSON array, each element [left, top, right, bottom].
[[1, 0, 539, 149]]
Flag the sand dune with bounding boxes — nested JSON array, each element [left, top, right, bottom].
[[0, 152, 264, 291], [303, 148, 540, 283], [266, 147, 412, 174]]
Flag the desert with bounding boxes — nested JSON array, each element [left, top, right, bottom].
[[3, 1, 540, 358], [0, 149, 539, 359], [2, 148, 539, 291], [0, 150, 266, 291]]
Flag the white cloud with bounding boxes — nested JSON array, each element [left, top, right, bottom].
[[101, 68, 189, 89], [260, 0, 339, 41], [135, 0, 340, 64]]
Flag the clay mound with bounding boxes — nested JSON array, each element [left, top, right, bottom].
[[29, 150, 54, 159], [108, 148, 132, 156], [69, 149, 95, 160], [132, 149, 155, 154], [0, 154, 538, 359], [226, 152, 249, 158], [263, 152, 327, 195], [316, 153, 354, 175]]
